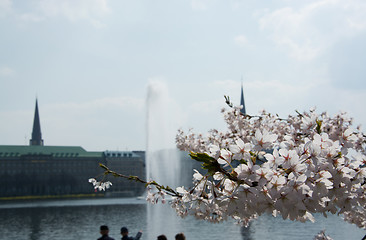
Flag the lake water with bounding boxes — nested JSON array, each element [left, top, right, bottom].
[[0, 197, 365, 240]]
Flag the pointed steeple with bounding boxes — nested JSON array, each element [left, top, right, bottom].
[[240, 81, 246, 115], [30, 99, 44, 146]]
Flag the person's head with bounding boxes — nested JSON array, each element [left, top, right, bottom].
[[157, 235, 167, 240], [175, 233, 185, 240], [100, 225, 109, 236], [121, 227, 128, 236]]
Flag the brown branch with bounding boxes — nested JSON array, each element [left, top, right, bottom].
[[99, 163, 181, 197]]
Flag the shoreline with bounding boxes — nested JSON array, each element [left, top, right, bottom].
[[0, 196, 147, 209], [0, 193, 105, 201]]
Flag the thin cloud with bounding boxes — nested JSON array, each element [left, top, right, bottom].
[[0, 66, 15, 77], [184, 98, 226, 133], [41, 97, 145, 150], [0, 109, 32, 145], [259, 0, 366, 61], [0, 0, 11, 17], [214, 79, 240, 91], [189, 99, 223, 114], [18, 13, 43, 22], [234, 35, 249, 47], [45, 96, 144, 115], [38, 0, 110, 27], [191, 0, 209, 11], [6, 0, 110, 27]]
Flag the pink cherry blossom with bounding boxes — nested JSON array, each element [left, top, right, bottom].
[[94, 103, 366, 239]]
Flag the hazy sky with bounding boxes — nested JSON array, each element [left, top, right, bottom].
[[1, 0, 366, 151]]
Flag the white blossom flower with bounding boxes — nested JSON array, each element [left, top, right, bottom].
[[301, 112, 317, 131], [218, 149, 233, 165], [207, 144, 220, 159], [193, 169, 204, 181], [126, 106, 366, 236], [255, 167, 273, 186], [88, 178, 112, 191], [252, 129, 278, 150], [229, 138, 251, 160], [235, 160, 260, 184]]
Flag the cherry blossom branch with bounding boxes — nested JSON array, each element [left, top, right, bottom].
[[91, 99, 366, 240], [94, 163, 182, 198]]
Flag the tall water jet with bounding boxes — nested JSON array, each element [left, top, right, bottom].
[[145, 80, 181, 239]]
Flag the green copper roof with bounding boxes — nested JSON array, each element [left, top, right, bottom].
[[0, 145, 103, 158]]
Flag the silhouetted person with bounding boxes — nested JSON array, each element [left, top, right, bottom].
[[157, 234, 168, 240], [175, 233, 185, 240], [98, 225, 115, 240], [120, 226, 142, 240]]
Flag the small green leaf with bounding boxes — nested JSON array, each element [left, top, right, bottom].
[[316, 119, 322, 134], [190, 152, 221, 175]]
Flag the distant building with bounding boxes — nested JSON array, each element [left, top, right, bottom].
[[1, 84, 247, 200], [104, 151, 145, 197], [0, 100, 145, 200], [0, 145, 105, 198]]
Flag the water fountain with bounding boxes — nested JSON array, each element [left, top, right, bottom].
[[145, 80, 182, 239]]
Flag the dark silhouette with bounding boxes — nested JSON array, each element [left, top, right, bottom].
[[120, 227, 142, 240], [157, 235, 168, 240], [30, 99, 44, 146], [98, 225, 115, 240], [175, 233, 185, 240]]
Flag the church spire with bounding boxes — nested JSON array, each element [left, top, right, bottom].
[[30, 99, 44, 146], [240, 80, 246, 115]]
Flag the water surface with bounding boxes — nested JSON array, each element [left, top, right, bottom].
[[0, 198, 365, 240]]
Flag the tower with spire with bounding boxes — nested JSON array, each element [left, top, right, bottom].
[[29, 99, 44, 146], [240, 81, 246, 115]]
